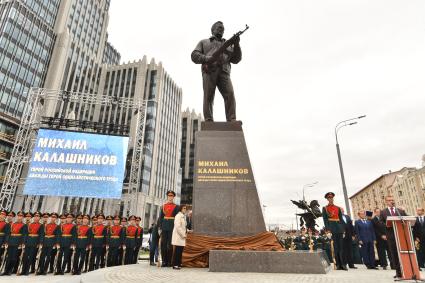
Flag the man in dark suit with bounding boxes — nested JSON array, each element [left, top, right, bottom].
[[413, 207, 425, 269], [380, 195, 407, 279], [355, 210, 377, 269], [371, 208, 393, 270], [341, 208, 357, 269]]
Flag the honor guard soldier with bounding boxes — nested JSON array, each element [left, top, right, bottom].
[[2, 211, 27, 275], [158, 190, 179, 267], [21, 212, 43, 275], [76, 214, 83, 226], [73, 215, 92, 275], [107, 216, 124, 267], [123, 215, 137, 265], [322, 192, 347, 270], [90, 214, 106, 271], [102, 215, 113, 268], [24, 212, 31, 224], [37, 213, 59, 275], [56, 213, 76, 275], [134, 216, 143, 264], [294, 227, 309, 250], [0, 210, 10, 265], [118, 217, 127, 265]]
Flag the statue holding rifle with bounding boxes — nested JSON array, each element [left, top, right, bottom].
[[191, 21, 249, 122]]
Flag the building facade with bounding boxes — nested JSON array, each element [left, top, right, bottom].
[[350, 163, 425, 217], [179, 108, 202, 205]]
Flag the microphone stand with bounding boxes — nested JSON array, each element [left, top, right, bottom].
[[394, 208, 423, 282]]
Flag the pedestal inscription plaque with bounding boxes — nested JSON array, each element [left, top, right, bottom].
[[192, 121, 266, 236]]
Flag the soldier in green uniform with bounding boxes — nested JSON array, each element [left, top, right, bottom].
[[90, 214, 106, 271], [107, 215, 124, 266], [21, 211, 43, 275], [2, 211, 27, 276], [123, 215, 138, 265], [73, 215, 92, 275], [37, 213, 60, 275], [118, 217, 127, 265], [158, 190, 179, 267], [294, 228, 309, 250], [0, 210, 10, 267], [134, 216, 143, 264], [322, 192, 347, 270], [55, 213, 76, 275]]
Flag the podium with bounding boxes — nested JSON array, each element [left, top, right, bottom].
[[386, 216, 421, 280]]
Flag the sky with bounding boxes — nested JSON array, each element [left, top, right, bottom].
[[108, 0, 425, 227]]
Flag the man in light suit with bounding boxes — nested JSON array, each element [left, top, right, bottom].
[[413, 207, 425, 269], [380, 195, 407, 279], [355, 210, 377, 269]]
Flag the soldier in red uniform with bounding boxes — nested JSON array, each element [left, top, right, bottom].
[[133, 216, 143, 264], [158, 190, 179, 267], [118, 217, 127, 265], [21, 211, 43, 275], [2, 211, 27, 275], [37, 213, 60, 275], [73, 215, 92, 275], [322, 192, 347, 270], [56, 213, 76, 275], [90, 214, 106, 271], [123, 215, 138, 265], [0, 210, 10, 267], [107, 215, 124, 266]]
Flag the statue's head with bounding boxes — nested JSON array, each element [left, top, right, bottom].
[[211, 21, 224, 39]]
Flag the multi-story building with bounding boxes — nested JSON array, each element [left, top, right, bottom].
[[93, 58, 182, 228], [0, 0, 64, 185], [179, 108, 202, 205], [350, 162, 425, 217]]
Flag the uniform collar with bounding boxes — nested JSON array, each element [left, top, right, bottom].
[[209, 36, 225, 42]]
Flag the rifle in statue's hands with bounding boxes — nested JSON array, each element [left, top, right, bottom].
[[202, 24, 249, 73]]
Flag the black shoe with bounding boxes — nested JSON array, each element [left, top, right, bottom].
[[172, 266, 181, 270], [1, 273, 10, 276], [383, 266, 387, 270]]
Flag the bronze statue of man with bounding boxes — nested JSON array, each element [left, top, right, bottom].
[[191, 21, 242, 122]]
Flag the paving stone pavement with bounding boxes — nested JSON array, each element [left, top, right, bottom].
[[0, 264, 422, 283]]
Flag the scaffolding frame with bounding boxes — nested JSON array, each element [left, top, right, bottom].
[[0, 88, 149, 212]]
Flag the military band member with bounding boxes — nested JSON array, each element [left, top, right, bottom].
[[73, 215, 92, 275], [1, 211, 27, 276], [37, 213, 59, 275], [90, 214, 106, 271], [21, 212, 43, 275], [134, 216, 143, 264], [123, 215, 137, 265], [322, 192, 347, 270], [0, 210, 10, 265], [56, 213, 76, 275], [158, 190, 179, 267], [107, 215, 124, 266]]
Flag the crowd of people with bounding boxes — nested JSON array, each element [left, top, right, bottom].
[[281, 192, 423, 279]]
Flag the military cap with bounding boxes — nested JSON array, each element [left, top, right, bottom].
[[113, 215, 120, 220], [97, 214, 105, 219], [129, 215, 136, 220], [60, 214, 66, 219], [8, 211, 15, 217], [33, 211, 41, 217], [0, 210, 7, 216], [66, 213, 74, 218], [324, 192, 335, 199], [121, 217, 127, 222], [83, 215, 90, 220], [17, 211, 25, 216], [50, 212, 59, 218], [76, 214, 83, 219], [91, 215, 97, 220], [42, 212, 50, 218], [106, 215, 113, 220], [25, 212, 33, 217], [166, 190, 176, 196]]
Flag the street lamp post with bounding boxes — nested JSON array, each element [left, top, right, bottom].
[[335, 115, 366, 217], [302, 181, 318, 202]]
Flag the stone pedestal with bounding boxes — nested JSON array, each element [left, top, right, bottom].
[[209, 250, 331, 274], [192, 121, 266, 236]]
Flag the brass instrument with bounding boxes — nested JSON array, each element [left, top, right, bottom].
[[330, 239, 337, 270], [309, 236, 314, 252]]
